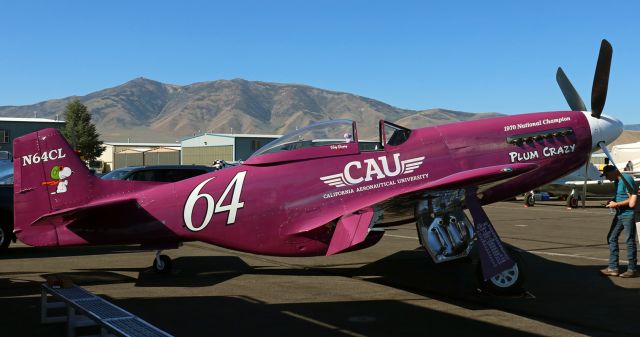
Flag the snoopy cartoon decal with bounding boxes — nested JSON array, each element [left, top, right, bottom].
[[41, 165, 73, 194]]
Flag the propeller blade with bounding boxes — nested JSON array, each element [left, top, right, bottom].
[[591, 39, 613, 118], [556, 67, 587, 112]]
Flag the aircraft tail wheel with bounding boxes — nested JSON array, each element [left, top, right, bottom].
[[476, 247, 526, 295], [153, 254, 172, 274], [524, 193, 535, 207]]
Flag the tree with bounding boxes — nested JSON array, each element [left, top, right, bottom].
[[61, 99, 105, 161]]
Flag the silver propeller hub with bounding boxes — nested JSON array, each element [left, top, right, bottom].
[[584, 112, 623, 152]]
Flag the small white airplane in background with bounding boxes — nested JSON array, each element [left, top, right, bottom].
[[524, 162, 640, 208]]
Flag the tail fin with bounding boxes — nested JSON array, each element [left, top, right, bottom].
[[13, 128, 100, 246]]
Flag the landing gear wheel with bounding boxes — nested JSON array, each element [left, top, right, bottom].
[[524, 193, 535, 207], [567, 195, 580, 208], [476, 247, 526, 295], [152, 254, 172, 274], [0, 223, 11, 251]]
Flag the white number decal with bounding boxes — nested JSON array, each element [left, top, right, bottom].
[[183, 171, 247, 232], [215, 171, 246, 224], [183, 178, 216, 231]]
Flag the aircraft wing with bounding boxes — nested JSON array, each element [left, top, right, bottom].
[[319, 163, 538, 256], [564, 178, 640, 186], [419, 162, 539, 192], [564, 180, 608, 186]]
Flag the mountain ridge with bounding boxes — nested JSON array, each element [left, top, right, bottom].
[[0, 78, 503, 142]]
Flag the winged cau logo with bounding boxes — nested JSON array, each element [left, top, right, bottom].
[[320, 154, 425, 188]]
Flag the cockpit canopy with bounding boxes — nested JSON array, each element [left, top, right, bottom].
[[245, 119, 411, 165], [251, 119, 356, 157]]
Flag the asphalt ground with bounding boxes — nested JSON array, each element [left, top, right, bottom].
[[1, 200, 639, 337]]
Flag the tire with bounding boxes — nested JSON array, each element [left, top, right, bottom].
[[476, 247, 526, 295], [567, 195, 580, 208], [152, 255, 172, 274], [525, 194, 535, 207], [0, 223, 11, 251]]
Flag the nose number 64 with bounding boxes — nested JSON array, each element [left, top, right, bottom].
[[183, 171, 247, 231]]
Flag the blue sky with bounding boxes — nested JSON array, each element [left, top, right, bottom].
[[1, 1, 639, 122]]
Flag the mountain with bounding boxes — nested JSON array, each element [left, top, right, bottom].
[[623, 124, 640, 131], [0, 78, 502, 142]]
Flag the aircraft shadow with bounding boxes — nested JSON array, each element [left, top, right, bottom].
[[69, 256, 253, 288], [0, 244, 141, 260], [315, 248, 639, 336], [0, 294, 544, 337], [1, 249, 637, 336]]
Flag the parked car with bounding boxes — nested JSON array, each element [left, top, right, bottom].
[[0, 160, 15, 250], [1, 164, 214, 252], [101, 165, 214, 182]]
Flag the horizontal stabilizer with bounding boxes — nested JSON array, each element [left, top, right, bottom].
[[30, 197, 138, 226]]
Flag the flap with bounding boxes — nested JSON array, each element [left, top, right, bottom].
[[326, 208, 375, 256]]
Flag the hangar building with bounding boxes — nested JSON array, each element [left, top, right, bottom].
[[0, 117, 66, 153], [181, 133, 280, 165], [99, 142, 181, 171]]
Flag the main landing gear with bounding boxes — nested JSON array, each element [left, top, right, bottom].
[[416, 190, 526, 295], [566, 189, 583, 208], [152, 250, 173, 274], [475, 246, 526, 295], [524, 192, 536, 207]]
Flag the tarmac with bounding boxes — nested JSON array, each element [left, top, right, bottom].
[[1, 200, 639, 337]]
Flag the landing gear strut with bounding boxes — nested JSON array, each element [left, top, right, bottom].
[[466, 192, 526, 295], [152, 250, 172, 274]]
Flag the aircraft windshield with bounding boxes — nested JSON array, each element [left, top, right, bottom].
[[251, 119, 356, 157]]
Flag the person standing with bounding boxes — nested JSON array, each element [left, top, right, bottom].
[[624, 160, 634, 172], [600, 165, 637, 278]]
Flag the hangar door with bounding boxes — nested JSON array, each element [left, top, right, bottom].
[[114, 151, 144, 168], [182, 146, 233, 165]]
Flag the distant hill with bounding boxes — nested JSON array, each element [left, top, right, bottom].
[[624, 124, 640, 131], [611, 130, 640, 147], [0, 78, 502, 142]]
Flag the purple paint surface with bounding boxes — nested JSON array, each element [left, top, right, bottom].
[[12, 111, 596, 260]]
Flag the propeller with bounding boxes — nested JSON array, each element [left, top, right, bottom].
[[555, 39, 616, 207], [556, 39, 612, 118]]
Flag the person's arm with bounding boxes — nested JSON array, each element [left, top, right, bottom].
[[610, 196, 634, 208], [608, 175, 637, 208]]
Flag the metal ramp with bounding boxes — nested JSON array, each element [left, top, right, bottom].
[[41, 284, 173, 337]]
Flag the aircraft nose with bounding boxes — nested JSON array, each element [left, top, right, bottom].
[[584, 112, 623, 151]]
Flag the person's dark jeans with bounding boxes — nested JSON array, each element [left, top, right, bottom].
[[608, 213, 637, 271]]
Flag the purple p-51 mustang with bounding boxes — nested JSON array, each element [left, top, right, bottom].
[[12, 40, 623, 294]]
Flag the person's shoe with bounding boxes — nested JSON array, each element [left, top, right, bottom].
[[600, 268, 619, 276], [619, 270, 637, 278]]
